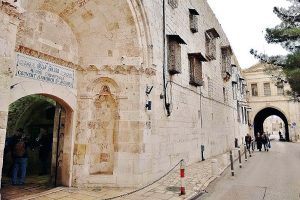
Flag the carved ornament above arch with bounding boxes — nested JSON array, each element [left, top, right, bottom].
[[84, 65, 156, 76]]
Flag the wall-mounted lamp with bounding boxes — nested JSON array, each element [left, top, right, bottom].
[[145, 100, 152, 111], [146, 86, 153, 96]]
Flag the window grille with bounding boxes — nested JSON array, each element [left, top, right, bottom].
[[251, 83, 258, 96], [264, 83, 271, 96], [189, 9, 199, 33], [190, 15, 198, 33], [167, 35, 186, 75], [205, 34, 216, 60], [168, 0, 178, 9], [221, 46, 232, 80], [205, 28, 219, 60], [189, 56, 202, 86], [188, 53, 206, 86]]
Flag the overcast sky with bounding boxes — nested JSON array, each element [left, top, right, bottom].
[[207, 0, 290, 69]]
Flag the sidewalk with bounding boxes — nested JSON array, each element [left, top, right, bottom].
[[16, 150, 244, 200]]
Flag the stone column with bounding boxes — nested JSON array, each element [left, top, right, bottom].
[[0, 2, 20, 185]]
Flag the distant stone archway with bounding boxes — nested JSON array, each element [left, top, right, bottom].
[[253, 107, 289, 141]]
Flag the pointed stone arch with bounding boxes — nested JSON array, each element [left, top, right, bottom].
[[253, 107, 290, 141]]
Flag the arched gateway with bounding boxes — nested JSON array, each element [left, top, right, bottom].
[[253, 107, 289, 141]]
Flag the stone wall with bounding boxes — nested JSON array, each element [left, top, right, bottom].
[[0, 1, 20, 183], [0, 0, 249, 188], [141, 0, 249, 184]]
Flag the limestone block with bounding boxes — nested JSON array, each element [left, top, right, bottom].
[[133, 158, 152, 174], [0, 129, 6, 144], [86, 174, 116, 185], [74, 144, 86, 155], [74, 154, 85, 165], [116, 174, 141, 187], [0, 92, 9, 111]]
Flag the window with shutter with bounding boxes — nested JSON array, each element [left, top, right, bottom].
[[189, 9, 199, 33], [188, 53, 206, 86], [167, 35, 186, 75], [205, 28, 219, 60], [221, 46, 232, 81]]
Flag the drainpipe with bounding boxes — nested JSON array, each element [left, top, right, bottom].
[[162, 0, 171, 116]]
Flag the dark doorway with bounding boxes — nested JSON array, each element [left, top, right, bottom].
[[253, 107, 289, 141], [1, 94, 65, 199]]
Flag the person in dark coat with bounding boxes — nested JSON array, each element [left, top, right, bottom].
[[11, 128, 29, 185], [256, 132, 263, 151], [245, 133, 252, 155], [245, 134, 252, 150], [262, 133, 270, 151], [35, 129, 52, 175]]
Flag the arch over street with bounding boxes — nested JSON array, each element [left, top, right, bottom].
[[253, 107, 289, 141]]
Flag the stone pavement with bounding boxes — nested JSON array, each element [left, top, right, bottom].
[[9, 150, 242, 200]]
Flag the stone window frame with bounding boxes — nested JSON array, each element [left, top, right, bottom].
[[167, 34, 187, 75], [263, 82, 271, 96], [189, 9, 199, 33], [251, 83, 258, 96], [188, 52, 207, 87], [205, 28, 220, 61]]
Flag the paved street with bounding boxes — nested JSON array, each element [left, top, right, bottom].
[[199, 141, 300, 200]]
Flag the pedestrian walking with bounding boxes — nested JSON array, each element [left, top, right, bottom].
[[256, 132, 263, 151], [245, 133, 252, 153], [11, 128, 29, 185], [262, 133, 270, 151]]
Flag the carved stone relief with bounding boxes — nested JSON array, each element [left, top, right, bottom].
[[89, 86, 117, 175]]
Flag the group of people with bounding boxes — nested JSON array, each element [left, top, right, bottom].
[[4, 128, 52, 186], [245, 132, 271, 152]]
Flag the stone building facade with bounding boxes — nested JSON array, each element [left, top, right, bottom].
[[243, 63, 300, 141], [0, 0, 248, 188]]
